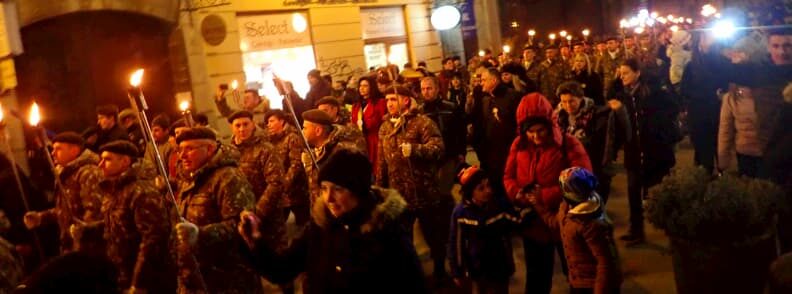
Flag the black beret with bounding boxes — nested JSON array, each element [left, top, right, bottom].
[[169, 118, 187, 136], [315, 96, 341, 108], [301, 109, 333, 126], [151, 114, 171, 129], [99, 140, 139, 159], [523, 45, 539, 51], [96, 105, 119, 117], [52, 132, 84, 148], [175, 127, 217, 144], [382, 85, 414, 98], [605, 35, 620, 42], [227, 110, 254, 124]]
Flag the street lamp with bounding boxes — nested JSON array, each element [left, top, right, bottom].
[[430, 5, 462, 31]]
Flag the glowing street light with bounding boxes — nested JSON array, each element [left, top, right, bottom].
[[712, 19, 737, 39]]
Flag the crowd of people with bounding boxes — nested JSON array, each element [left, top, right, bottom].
[[0, 15, 791, 294]]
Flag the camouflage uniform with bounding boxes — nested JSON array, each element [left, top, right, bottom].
[[375, 109, 445, 210], [303, 124, 368, 205], [0, 237, 23, 292], [231, 134, 285, 250], [99, 164, 177, 292], [268, 125, 309, 220], [38, 149, 104, 253], [336, 107, 352, 125], [175, 144, 261, 294], [524, 59, 543, 85], [539, 58, 572, 105], [596, 50, 625, 99]]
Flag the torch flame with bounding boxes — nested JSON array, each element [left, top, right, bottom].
[[129, 69, 144, 87], [0, 103, 4, 123], [231, 80, 239, 90], [528, 29, 536, 36], [582, 29, 590, 36], [179, 101, 190, 112], [559, 30, 567, 37], [29, 102, 41, 126]]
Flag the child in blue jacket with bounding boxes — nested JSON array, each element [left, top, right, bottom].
[[448, 165, 518, 294]]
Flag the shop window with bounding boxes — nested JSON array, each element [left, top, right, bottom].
[[361, 7, 410, 71]]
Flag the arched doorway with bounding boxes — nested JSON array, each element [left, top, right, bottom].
[[14, 11, 177, 133]]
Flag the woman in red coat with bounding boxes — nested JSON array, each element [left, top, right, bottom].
[[505, 93, 592, 294], [351, 76, 387, 171]]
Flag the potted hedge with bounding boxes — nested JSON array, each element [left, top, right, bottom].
[[646, 166, 783, 294]]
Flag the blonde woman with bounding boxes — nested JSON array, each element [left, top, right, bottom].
[[571, 54, 604, 105]]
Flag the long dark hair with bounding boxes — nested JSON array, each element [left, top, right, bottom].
[[357, 76, 383, 102]]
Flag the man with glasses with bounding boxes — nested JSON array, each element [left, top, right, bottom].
[[171, 127, 260, 293]]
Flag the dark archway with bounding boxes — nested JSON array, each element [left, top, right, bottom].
[[15, 11, 176, 133]]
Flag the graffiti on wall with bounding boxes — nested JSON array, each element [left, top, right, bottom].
[[317, 56, 366, 80]]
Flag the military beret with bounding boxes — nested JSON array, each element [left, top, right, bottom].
[[96, 105, 119, 117], [315, 96, 341, 108], [151, 114, 171, 129], [523, 45, 539, 51], [52, 132, 84, 148], [118, 108, 136, 121], [227, 110, 254, 124], [572, 41, 585, 47], [169, 118, 188, 136], [175, 127, 217, 144], [99, 140, 139, 159], [382, 85, 414, 98], [605, 35, 620, 42], [301, 109, 333, 126]]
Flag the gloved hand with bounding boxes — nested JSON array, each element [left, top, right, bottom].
[[400, 143, 412, 158], [23, 212, 41, 229], [237, 211, 261, 249], [175, 221, 199, 252]]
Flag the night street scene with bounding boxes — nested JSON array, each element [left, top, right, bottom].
[[0, 0, 791, 293]]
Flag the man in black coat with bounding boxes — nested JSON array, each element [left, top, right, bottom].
[[84, 105, 129, 152], [470, 67, 521, 201], [239, 149, 427, 294]]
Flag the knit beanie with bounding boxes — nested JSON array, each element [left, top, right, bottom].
[[558, 167, 598, 204], [318, 149, 372, 200], [457, 164, 488, 200]]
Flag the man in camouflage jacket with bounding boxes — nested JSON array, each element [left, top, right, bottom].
[[376, 86, 449, 280], [265, 110, 310, 226], [539, 46, 572, 106], [95, 141, 177, 293], [172, 127, 261, 294], [228, 111, 285, 250], [24, 132, 104, 253], [300, 109, 367, 205]]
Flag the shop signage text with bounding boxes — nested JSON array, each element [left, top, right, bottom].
[[283, 0, 377, 7], [360, 7, 406, 39], [237, 13, 311, 52]]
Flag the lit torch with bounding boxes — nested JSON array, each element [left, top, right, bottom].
[[126, 68, 179, 211], [231, 79, 241, 107], [179, 100, 195, 127], [528, 29, 536, 44]]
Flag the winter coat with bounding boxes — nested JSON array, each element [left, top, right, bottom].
[[448, 87, 467, 107], [506, 94, 592, 242], [524, 59, 543, 85], [268, 124, 309, 208], [420, 98, 467, 161], [470, 83, 522, 177], [448, 199, 517, 280], [535, 197, 622, 293], [40, 149, 104, 253], [303, 125, 368, 205], [555, 97, 630, 169], [0, 236, 23, 293], [718, 87, 769, 169], [306, 80, 332, 110], [539, 58, 572, 105], [376, 109, 445, 210], [175, 144, 260, 294], [215, 96, 271, 130], [98, 164, 177, 292], [231, 134, 286, 250], [573, 70, 605, 105], [667, 43, 691, 85], [610, 76, 680, 187], [351, 97, 387, 169], [246, 187, 428, 294]]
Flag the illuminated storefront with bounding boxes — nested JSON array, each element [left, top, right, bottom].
[[237, 12, 315, 109], [360, 7, 409, 70]]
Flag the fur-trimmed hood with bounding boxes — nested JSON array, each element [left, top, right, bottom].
[[311, 186, 407, 234]]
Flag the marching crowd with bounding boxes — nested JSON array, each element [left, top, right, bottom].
[[1, 18, 791, 294]]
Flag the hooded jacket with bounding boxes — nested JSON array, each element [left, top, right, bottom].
[[98, 164, 177, 292], [534, 196, 622, 293], [40, 149, 104, 253], [506, 94, 592, 242], [175, 144, 260, 294], [247, 187, 427, 294]]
